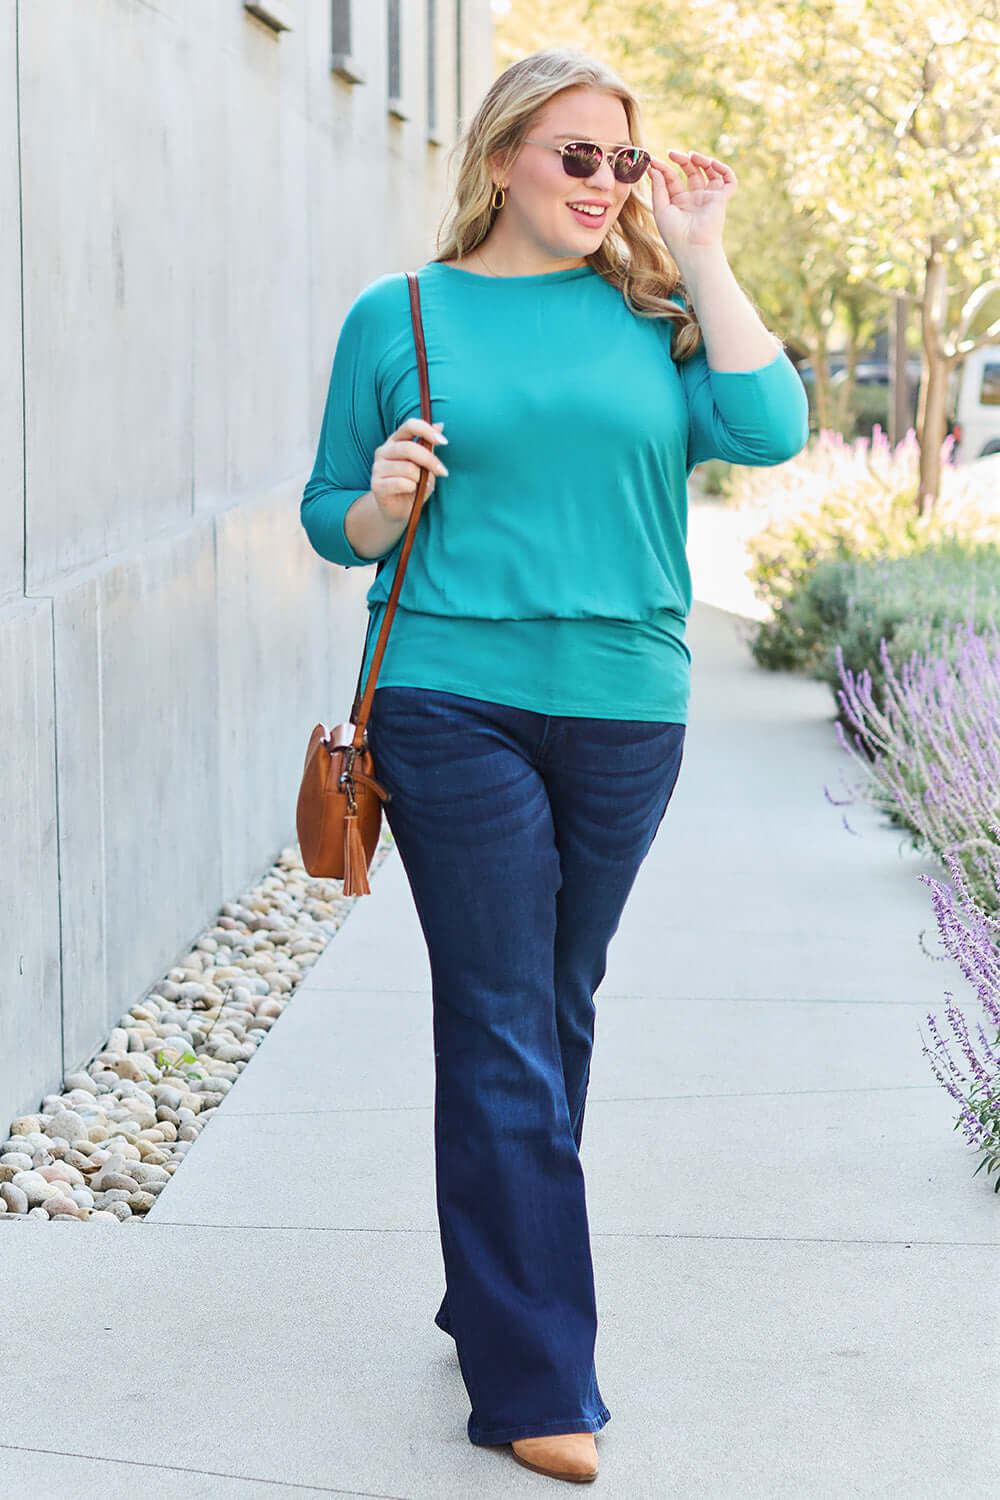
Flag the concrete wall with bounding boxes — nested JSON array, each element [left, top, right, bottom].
[[0, 0, 495, 1125]]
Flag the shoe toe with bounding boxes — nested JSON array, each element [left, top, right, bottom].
[[511, 1433, 598, 1482]]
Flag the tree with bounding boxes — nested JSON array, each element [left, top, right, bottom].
[[721, 157, 887, 433], [712, 0, 1000, 508], [499, 0, 1000, 505]]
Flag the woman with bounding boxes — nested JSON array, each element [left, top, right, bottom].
[[301, 47, 808, 1486]]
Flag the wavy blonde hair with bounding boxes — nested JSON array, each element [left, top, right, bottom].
[[434, 48, 702, 360]]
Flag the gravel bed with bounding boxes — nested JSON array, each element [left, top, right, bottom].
[[0, 837, 392, 1224]]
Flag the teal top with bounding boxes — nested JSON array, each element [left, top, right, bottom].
[[301, 260, 808, 722]]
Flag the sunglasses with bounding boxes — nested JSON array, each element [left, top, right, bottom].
[[523, 139, 651, 184]]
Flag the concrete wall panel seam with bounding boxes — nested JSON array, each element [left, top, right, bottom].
[[17, 0, 27, 603]]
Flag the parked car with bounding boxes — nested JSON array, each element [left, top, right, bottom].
[[793, 358, 921, 438], [950, 346, 1000, 462], [830, 361, 922, 439]]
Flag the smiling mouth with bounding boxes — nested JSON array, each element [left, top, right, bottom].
[[567, 203, 610, 221]]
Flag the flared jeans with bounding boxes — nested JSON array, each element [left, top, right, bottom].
[[366, 686, 686, 1446]]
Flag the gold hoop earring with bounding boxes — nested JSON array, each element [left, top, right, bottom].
[[492, 183, 506, 211]]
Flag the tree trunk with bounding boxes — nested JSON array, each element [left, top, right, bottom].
[[836, 333, 860, 437], [888, 296, 910, 448], [916, 239, 949, 514], [835, 289, 868, 437], [802, 288, 835, 433], [916, 355, 950, 515], [810, 338, 833, 432]]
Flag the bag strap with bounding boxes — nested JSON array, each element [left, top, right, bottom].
[[347, 271, 433, 749]]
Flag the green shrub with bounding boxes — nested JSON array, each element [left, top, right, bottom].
[[795, 544, 1000, 705], [738, 429, 1000, 675], [750, 514, 931, 675]]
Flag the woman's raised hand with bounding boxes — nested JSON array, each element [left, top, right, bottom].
[[647, 150, 737, 261], [370, 417, 449, 523]]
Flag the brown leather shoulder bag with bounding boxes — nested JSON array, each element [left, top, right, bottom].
[[296, 270, 433, 894]]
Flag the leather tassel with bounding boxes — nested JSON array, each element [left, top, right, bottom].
[[342, 808, 371, 897]]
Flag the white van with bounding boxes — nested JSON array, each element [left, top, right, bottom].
[[951, 345, 1000, 462]]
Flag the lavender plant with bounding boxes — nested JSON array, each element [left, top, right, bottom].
[[834, 623, 1000, 1184], [834, 618, 1000, 910], [919, 845, 1000, 1189]]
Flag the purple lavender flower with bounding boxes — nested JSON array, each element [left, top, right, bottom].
[[838, 626, 1000, 1186]]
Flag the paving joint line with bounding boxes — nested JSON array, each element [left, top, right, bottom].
[[99, 1220, 999, 1247], [587, 1084, 939, 1102], [0, 1442, 411, 1499], [208, 1083, 938, 1121], [302, 987, 942, 1006]]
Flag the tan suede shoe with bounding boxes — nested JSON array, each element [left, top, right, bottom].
[[511, 1432, 599, 1483]]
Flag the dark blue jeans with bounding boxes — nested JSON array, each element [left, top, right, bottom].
[[366, 687, 686, 1446]]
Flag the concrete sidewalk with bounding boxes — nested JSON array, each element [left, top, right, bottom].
[[2, 602, 997, 1499]]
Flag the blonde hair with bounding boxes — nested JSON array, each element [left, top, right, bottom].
[[434, 48, 703, 361]]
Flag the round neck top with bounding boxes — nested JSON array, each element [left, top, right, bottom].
[[301, 260, 809, 721], [434, 261, 596, 284]]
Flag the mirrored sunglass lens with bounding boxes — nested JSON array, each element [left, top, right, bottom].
[[613, 149, 648, 183], [562, 143, 603, 177]]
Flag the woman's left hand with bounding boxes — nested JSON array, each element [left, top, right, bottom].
[[647, 150, 738, 259]]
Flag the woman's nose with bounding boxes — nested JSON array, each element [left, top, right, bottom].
[[590, 157, 617, 190]]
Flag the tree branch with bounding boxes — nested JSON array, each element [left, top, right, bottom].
[[955, 322, 1000, 358]]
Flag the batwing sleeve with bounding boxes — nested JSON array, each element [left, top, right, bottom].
[[300, 286, 394, 567], [679, 341, 810, 472]]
